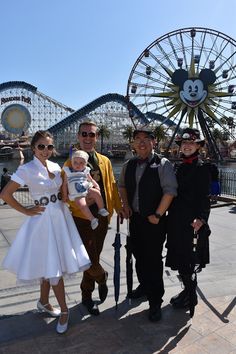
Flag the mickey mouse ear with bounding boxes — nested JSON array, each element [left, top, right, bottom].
[[172, 69, 188, 85], [199, 69, 216, 85]]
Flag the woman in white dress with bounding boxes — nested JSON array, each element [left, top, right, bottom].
[[0, 130, 91, 334]]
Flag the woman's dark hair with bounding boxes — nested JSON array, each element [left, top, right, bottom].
[[30, 130, 53, 149]]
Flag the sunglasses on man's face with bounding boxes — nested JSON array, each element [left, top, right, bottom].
[[80, 132, 96, 138], [36, 144, 54, 151]]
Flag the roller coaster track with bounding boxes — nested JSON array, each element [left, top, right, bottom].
[[0, 81, 74, 113], [48, 93, 148, 133]]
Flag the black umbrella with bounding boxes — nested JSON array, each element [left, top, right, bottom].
[[125, 220, 133, 298], [189, 229, 199, 318], [112, 214, 122, 309]]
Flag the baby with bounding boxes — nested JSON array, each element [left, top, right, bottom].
[[62, 150, 109, 230]]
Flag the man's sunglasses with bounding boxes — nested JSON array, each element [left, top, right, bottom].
[[80, 132, 96, 138], [36, 144, 54, 151]]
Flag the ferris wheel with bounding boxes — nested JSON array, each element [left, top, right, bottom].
[[127, 27, 236, 159]]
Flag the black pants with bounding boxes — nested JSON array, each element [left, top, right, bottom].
[[129, 213, 166, 307]]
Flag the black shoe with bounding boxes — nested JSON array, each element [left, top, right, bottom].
[[82, 299, 100, 316], [98, 271, 108, 303], [128, 285, 146, 299], [148, 305, 162, 322], [170, 289, 188, 305], [171, 290, 198, 309]]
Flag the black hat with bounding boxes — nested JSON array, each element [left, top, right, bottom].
[[175, 128, 205, 147], [133, 128, 155, 139]]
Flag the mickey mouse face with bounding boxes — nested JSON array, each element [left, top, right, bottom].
[[172, 68, 216, 109], [180, 79, 207, 107]]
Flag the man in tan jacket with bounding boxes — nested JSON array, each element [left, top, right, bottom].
[[64, 121, 122, 315]]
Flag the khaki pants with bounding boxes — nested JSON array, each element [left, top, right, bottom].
[[73, 215, 108, 301]]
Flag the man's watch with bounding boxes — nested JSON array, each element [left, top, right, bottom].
[[155, 212, 162, 219]]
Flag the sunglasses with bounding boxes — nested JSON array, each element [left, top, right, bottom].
[[133, 137, 152, 143], [36, 144, 54, 151], [80, 132, 96, 138]]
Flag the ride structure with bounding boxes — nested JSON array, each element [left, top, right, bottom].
[[0, 81, 74, 136], [127, 27, 236, 160], [48, 93, 147, 154]]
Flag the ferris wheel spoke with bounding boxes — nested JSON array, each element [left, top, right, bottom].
[[178, 31, 189, 70], [130, 82, 165, 91], [148, 51, 174, 77], [154, 42, 176, 71], [214, 39, 230, 63], [133, 70, 169, 86], [138, 59, 171, 82], [137, 100, 171, 115], [214, 49, 236, 74], [167, 35, 182, 63]]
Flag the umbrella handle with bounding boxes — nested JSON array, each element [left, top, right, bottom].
[[127, 218, 130, 236], [117, 214, 120, 233], [193, 229, 198, 252]]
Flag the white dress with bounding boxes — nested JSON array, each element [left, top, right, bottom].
[[63, 166, 93, 200], [2, 156, 91, 285]]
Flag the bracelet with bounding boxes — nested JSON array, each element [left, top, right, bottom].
[[155, 212, 162, 219]]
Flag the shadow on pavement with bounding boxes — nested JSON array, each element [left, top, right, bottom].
[[197, 286, 232, 323], [0, 299, 190, 353]]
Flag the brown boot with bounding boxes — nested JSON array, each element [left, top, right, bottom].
[[98, 271, 108, 303]]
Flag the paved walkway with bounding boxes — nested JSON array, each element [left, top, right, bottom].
[[1, 202, 236, 353]]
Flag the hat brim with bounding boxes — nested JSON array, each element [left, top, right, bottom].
[[133, 129, 155, 139], [175, 139, 205, 147]]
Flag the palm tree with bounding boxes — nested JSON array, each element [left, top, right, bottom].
[[122, 125, 134, 144], [226, 117, 235, 136], [153, 125, 166, 141], [98, 125, 110, 153], [152, 125, 166, 152], [212, 128, 224, 142]]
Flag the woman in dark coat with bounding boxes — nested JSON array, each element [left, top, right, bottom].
[[166, 128, 211, 311]]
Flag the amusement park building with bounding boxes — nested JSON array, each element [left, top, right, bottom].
[[0, 81, 146, 154]]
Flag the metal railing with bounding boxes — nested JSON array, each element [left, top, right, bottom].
[[219, 169, 236, 198], [13, 187, 34, 206], [1, 170, 236, 207]]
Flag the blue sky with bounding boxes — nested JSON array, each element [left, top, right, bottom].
[[1, 0, 236, 110]]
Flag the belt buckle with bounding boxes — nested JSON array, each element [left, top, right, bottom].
[[39, 196, 49, 206], [50, 194, 57, 203], [57, 192, 62, 200]]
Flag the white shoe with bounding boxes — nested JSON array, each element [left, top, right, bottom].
[[37, 301, 61, 317], [91, 218, 99, 230], [56, 311, 69, 334], [98, 208, 109, 217]]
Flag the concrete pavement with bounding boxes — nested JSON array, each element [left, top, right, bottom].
[[1, 202, 236, 353]]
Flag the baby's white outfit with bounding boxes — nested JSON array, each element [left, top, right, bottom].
[[63, 166, 93, 200]]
